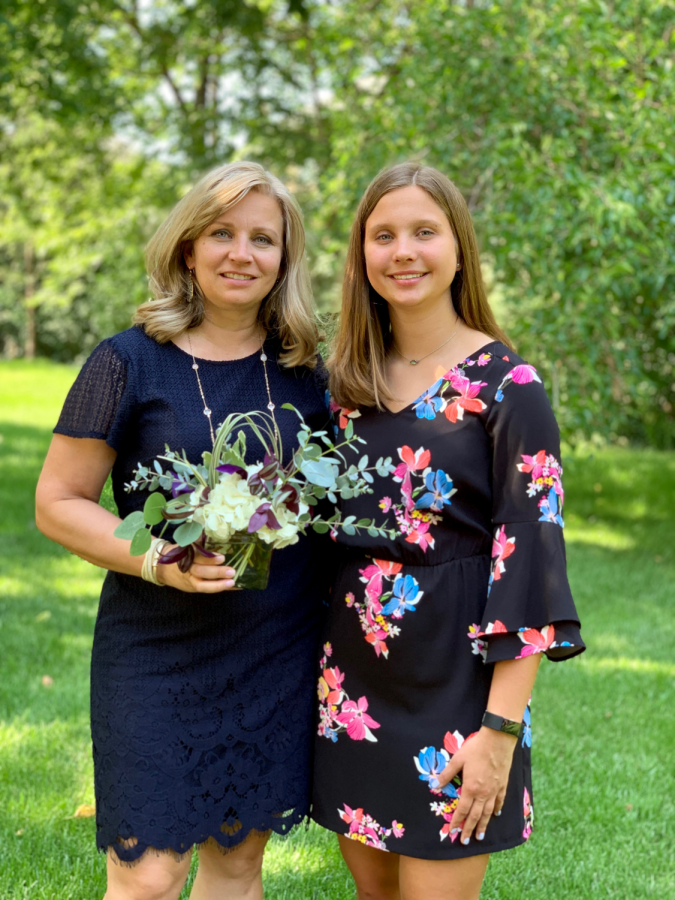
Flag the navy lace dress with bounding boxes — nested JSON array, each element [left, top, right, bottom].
[[54, 326, 329, 863], [312, 342, 584, 859]]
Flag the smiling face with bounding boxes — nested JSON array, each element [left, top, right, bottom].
[[184, 189, 284, 315], [364, 185, 459, 312]]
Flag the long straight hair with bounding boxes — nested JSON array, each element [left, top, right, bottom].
[[329, 162, 512, 407], [135, 161, 320, 368]]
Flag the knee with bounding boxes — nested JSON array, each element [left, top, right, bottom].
[[105, 853, 188, 900], [355, 876, 400, 900]]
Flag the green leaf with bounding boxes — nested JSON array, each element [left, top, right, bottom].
[[173, 520, 203, 547], [113, 511, 146, 540], [312, 522, 330, 533], [130, 527, 152, 556], [342, 524, 356, 536], [302, 442, 322, 460], [344, 419, 354, 439], [143, 492, 167, 525]]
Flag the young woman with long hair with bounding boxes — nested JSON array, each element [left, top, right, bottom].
[[312, 162, 584, 900], [36, 162, 328, 900]]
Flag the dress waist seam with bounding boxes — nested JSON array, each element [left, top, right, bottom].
[[347, 552, 491, 570]]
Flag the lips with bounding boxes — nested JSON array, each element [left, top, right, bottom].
[[389, 272, 428, 281], [220, 272, 256, 281]]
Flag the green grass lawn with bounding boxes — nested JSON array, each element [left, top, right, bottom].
[[1, 358, 674, 899]]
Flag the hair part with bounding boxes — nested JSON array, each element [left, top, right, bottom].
[[135, 161, 319, 368], [329, 162, 512, 408]]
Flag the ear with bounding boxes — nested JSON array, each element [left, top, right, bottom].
[[183, 242, 195, 270]]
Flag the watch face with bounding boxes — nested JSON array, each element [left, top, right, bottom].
[[500, 719, 522, 738]]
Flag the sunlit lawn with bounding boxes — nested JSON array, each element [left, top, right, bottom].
[[0, 358, 674, 899]]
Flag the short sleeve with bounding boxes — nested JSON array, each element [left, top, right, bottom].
[[474, 364, 585, 664], [54, 339, 131, 451]]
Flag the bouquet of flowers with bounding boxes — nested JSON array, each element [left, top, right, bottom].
[[114, 405, 396, 589]]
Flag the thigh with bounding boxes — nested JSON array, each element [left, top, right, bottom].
[[105, 845, 192, 900], [338, 834, 401, 900], [399, 853, 489, 900]]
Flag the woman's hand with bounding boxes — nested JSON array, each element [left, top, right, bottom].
[[156, 548, 238, 593], [436, 726, 517, 846]]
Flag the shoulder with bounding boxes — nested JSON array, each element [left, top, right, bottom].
[[106, 325, 161, 361]]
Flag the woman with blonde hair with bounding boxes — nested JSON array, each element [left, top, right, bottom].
[[312, 162, 584, 899], [36, 161, 329, 900]]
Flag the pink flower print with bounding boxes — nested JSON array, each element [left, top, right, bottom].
[[517, 449, 548, 481], [317, 666, 344, 706], [338, 806, 404, 851], [523, 787, 534, 840], [360, 559, 403, 605], [392, 820, 405, 838], [467, 623, 487, 658], [323, 642, 333, 657], [479, 620, 508, 637], [511, 364, 541, 385], [516, 625, 556, 658], [335, 697, 381, 741], [405, 518, 436, 552], [477, 352, 492, 366], [379, 496, 392, 513], [491, 526, 516, 581], [394, 445, 432, 509], [444, 374, 488, 423], [365, 629, 389, 658], [345, 592, 356, 608], [338, 804, 363, 828]]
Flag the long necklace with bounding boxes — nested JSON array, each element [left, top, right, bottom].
[[187, 330, 277, 447], [393, 319, 461, 366]]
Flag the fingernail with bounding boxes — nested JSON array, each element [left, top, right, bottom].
[[477, 833, 485, 841], [429, 777, 440, 789], [451, 828, 460, 835], [225, 568, 236, 576], [495, 810, 502, 817], [216, 554, 225, 561], [462, 838, 470, 846]]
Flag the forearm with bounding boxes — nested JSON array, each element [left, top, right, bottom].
[[37, 496, 144, 578], [485, 655, 541, 722]]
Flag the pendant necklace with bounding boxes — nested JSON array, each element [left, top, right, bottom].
[[187, 330, 277, 447], [392, 319, 461, 366]]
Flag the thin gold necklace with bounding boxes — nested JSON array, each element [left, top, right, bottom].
[[392, 319, 461, 366], [186, 330, 277, 447]]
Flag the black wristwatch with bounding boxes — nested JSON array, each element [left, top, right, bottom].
[[482, 711, 523, 739]]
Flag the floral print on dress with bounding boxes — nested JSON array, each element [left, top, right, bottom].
[[517, 449, 564, 527], [381, 445, 456, 552], [338, 804, 405, 850], [317, 643, 380, 742], [415, 730, 477, 842], [347, 559, 424, 658], [488, 525, 516, 594], [522, 705, 532, 748], [329, 398, 362, 431], [411, 370, 488, 423], [495, 363, 542, 402], [523, 787, 534, 840]]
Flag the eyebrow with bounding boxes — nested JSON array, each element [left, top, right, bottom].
[[366, 218, 446, 233], [210, 220, 282, 240]]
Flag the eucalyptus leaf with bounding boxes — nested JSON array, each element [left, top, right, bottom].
[[113, 511, 146, 540], [344, 419, 354, 439], [312, 522, 330, 534], [173, 520, 203, 547], [143, 492, 167, 525], [130, 527, 152, 556], [342, 524, 356, 536]]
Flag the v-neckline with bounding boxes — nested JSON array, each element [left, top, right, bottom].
[[380, 341, 502, 417]]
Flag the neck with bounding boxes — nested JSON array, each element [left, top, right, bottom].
[[194, 302, 263, 352], [389, 297, 459, 360]]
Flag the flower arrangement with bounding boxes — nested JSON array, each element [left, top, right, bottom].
[[114, 406, 396, 589]]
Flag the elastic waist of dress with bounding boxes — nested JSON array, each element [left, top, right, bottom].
[[339, 550, 491, 570]]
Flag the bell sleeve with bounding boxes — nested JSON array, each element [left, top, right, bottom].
[[53, 338, 132, 452], [475, 363, 585, 664]]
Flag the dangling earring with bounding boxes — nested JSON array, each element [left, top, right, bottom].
[[187, 268, 195, 303]]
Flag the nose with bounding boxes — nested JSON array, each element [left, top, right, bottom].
[[392, 238, 416, 262], [227, 235, 254, 264]]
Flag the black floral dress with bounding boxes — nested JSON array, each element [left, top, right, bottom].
[[311, 342, 585, 860]]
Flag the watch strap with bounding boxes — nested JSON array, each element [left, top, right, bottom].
[[482, 710, 523, 739]]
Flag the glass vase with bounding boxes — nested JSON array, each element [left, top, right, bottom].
[[206, 533, 273, 591]]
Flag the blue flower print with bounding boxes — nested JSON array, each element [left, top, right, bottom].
[[412, 379, 445, 420], [381, 574, 422, 619], [414, 746, 458, 798], [538, 487, 564, 527], [495, 389, 504, 402], [522, 706, 532, 748], [415, 469, 457, 512]]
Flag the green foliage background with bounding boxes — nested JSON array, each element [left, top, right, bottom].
[[1, 0, 673, 445]]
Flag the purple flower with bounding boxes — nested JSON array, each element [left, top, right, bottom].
[[248, 502, 281, 533]]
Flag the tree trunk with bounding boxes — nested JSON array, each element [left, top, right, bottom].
[[24, 241, 36, 360]]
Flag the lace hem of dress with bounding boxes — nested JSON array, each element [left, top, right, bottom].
[[102, 806, 308, 867]]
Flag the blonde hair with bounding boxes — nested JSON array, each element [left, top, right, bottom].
[[329, 162, 513, 408], [135, 161, 319, 367]]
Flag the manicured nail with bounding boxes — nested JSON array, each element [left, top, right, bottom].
[[477, 833, 485, 841], [429, 777, 440, 789], [224, 568, 236, 576], [462, 838, 470, 845], [451, 828, 460, 835], [495, 810, 502, 817]]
